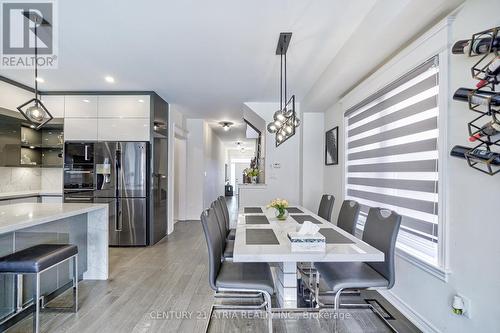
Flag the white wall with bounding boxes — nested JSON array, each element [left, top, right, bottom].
[[312, 1, 500, 331], [203, 122, 225, 208], [168, 105, 189, 232], [184, 119, 226, 219], [185, 119, 205, 220], [301, 113, 325, 212], [243, 102, 302, 206]]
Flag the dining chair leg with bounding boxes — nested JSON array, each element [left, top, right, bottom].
[[334, 288, 343, 312], [33, 273, 40, 333], [73, 255, 78, 312], [262, 291, 273, 333]]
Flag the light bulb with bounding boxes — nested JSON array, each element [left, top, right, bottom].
[[26, 105, 45, 122], [294, 117, 301, 127], [267, 123, 277, 133], [274, 110, 285, 122], [223, 125, 230, 131], [273, 119, 282, 128], [285, 125, 293, 134]]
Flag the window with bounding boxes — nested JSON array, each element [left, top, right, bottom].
[[344, 57, 440, 266]]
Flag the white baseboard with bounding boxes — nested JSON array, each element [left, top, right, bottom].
[[378, 290, 441, 333]]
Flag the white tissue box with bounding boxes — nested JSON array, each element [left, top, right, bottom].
[[287, 232, 326, 252]]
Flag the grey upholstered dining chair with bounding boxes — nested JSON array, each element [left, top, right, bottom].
[[200, 208, 274, 332], [318, 194, 335, 222], [218, 196, 236, 240], [314, 207, 401, 312], [211, 200, 234, 261], [336, 200, 361, 235]]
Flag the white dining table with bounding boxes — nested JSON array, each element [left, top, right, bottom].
[[233, 205, 384, 308]]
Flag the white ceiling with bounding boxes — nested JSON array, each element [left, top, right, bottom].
[[0, 0, 377, 121]]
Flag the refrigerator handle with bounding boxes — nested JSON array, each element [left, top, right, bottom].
[[84, 145, 89, 161], [115, 149, 121, 198], [116, 199, 122, 231]]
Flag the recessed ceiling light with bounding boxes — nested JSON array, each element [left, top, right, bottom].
[[219, 121, 233, 131], [35, 77, 44, 83], [82, 99, 90, 103], [30, 125, 36, 129], [104, 76, 115, 83], [138, 99, 144, 103], [29, 146, 35, 149]]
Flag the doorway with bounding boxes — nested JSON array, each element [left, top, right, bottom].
[[174, 136, 187, 223], [230, 158, 251, 195]]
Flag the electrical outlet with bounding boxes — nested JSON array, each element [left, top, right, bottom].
[[458, 294, 472, 319]]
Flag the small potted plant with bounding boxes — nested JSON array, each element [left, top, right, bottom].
[[246, 168, 260, 184], [267, 198, 289, 220]]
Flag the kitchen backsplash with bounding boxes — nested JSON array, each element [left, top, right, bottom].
[[0, 167, 62, 193]]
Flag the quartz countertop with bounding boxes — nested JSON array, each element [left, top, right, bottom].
[[0, 190, 63, 200], [0, 203, 108, 234]]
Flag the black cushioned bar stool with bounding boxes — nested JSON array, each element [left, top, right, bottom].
[[0, 244, 78, 333]]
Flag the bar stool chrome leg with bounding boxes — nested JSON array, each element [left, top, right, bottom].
[[33, 273, 41, 333], [73, 255, 78, 312]]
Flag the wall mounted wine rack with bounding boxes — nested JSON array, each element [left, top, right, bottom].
[[452, 26, 500, 175]]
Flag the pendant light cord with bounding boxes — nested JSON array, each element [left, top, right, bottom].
[[284, 52, 287, 105], [34, 14, 38, 103], [280, 51, 283, 111]]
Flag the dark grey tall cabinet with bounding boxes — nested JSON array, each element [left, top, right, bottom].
[[149, 93, 169, 245]]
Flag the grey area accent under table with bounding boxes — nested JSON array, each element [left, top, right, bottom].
[[245, 215, 269, 225], [319, 228, 355, 244], [290, 215, 322, 224], [245, 229, 280, 245], [244, 207, 263, 214]]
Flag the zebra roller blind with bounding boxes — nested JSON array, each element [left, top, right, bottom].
[[345, 56, 439, 264]]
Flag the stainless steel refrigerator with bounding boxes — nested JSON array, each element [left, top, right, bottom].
[[94, 142, 148, 246]]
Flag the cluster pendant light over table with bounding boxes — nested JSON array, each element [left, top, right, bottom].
[[267, 32, 300, 147]]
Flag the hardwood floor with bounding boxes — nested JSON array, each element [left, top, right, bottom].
[[6, 197, 417, 332]]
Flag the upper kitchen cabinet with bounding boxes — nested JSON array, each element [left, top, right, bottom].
[[97, 118, 150, 141], [65, 96, 98, 118], [39, 95, 65, 118], [98, 95, 150, 118], [0, 81, 33, 112], [64, 118, 98, 141]]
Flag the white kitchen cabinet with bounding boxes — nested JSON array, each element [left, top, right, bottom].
[[0, 81, 33, 112], [64, 118, 98, 141], [10, 197, 40, 204], [39, 95, 65, 118], [65, 95, 98, 118], [41, 196, 63, 203], [98, 95, 150, 118], [97, 118, 150, 141]]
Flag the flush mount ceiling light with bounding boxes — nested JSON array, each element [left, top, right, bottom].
[[219, 121, 234, 131], [17, 11, 53, 130], [105, 76, 115, 83], [267, 32, 300, 147]]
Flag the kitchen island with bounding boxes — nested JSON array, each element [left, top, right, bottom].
[[0, 202, 108, 323]]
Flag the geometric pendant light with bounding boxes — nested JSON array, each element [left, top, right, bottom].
[[17, 11, 53, 130], [267, 32, 300, 147]]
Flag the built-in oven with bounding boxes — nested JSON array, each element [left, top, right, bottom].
[[64, 142, 96, 192]]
